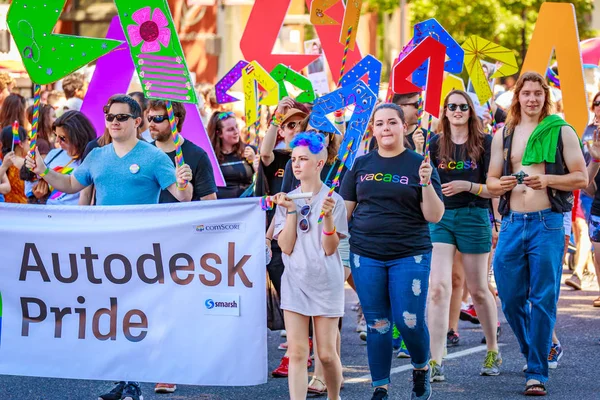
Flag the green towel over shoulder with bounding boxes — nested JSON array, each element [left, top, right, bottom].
[[522, 115, 574, 166]]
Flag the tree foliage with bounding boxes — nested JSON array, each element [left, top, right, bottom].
[[408, 0, 596, 65]]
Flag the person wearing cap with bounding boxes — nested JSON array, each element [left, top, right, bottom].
[[207, 110, 256, 199]]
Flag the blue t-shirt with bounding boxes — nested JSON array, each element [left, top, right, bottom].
[[74, 140, 176, 206]]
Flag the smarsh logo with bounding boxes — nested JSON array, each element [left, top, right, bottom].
[[201, 294, 240, 316]]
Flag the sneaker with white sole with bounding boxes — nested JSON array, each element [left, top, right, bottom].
[[480, 351, 502, 376], [154, 383, 176, 393], [548, 343, 563, 369], [98, 381, 125, 400], [396, 340, 410, 358], [121, 382, 143, 400], [429, 360, 445, 382]]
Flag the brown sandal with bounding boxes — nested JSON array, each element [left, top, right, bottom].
[[593, 296, 600, 307], [307, 377, 327, 396], [524, 383, 547, 396]]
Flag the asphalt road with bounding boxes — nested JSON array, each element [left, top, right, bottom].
[[1, 267, 599, 400]]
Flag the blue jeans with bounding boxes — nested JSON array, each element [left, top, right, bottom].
[[494, 209, 564, 383], [350, 252, 431, 387]]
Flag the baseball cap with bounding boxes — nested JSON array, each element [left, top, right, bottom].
[[280, 108, 307, 126]]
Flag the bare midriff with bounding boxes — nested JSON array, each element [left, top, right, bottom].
[[508, 127, 551, 213]]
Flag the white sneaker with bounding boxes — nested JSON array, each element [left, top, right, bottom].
[[280, 330, 287, 338], [356, 318, 366, 333]]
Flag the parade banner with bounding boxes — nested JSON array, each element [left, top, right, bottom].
[[0, 200, 266, 386]]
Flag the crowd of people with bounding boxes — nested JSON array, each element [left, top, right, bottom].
[[1, 69, 600, 400]]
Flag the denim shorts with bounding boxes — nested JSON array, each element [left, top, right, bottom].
[[589, 214, 600, 242], [338, 236, 350, 267], [430, 206, 492, 254]]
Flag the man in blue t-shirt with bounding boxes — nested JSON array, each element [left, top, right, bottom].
[[26, 95, 193, 205]]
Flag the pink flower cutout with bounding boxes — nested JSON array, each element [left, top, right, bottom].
[[127, 7, 171, 53]]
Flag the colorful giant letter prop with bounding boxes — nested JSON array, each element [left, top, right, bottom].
[[115, 0, 197, 104], [309, 80, 376, 169], [6, 0, 122, 84], [392, 37, 446, 118], [521, 2, 587, 135], [412, 19, 464, 89]]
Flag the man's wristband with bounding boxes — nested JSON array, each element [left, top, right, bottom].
[[287, 210, 297, 215], [39, 167, 50, 178], [476, 184, 483, 196]]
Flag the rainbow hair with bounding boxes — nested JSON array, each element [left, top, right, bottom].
[[290, 131, 326, 154]]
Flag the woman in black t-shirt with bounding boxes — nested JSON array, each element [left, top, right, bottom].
[[340, 103, 444, 400], [207, 111, 256, 199], [427, 90, 500, 380]]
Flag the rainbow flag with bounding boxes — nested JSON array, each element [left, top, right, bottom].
[[12, 121, 19, 145], [49, 165, 75, 200]]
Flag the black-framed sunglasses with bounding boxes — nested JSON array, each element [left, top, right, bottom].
[[593, 101, 600, 107], [447, 103, 470, 112], [283, 121, 298, 130], [299, 204, 311, 233], [105, 113, 135, 122], [147, 115, 169, 124], [399, 102, 420, 109]]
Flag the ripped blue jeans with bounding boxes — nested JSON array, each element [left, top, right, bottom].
[[350, 251, 431, 387]]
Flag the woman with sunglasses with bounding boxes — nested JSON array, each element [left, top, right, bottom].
[[272, 132, 348, 400], [207, 110, 256, 199], [340, 103, 443, 400], [25, 111, 95, 205], [426, 90, 500, 381]]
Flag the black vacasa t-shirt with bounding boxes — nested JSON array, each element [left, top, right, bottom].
[[429, 133, 492, 209], [153, 139, 218, 203], [281, 158, 348, 193], [217, 146, 255, 199], [340, 149, 443, 261]]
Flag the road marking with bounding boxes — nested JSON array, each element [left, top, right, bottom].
[[345, 344, 505, 384]]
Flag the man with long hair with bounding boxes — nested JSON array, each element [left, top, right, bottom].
[[487, 72, 587, 396]]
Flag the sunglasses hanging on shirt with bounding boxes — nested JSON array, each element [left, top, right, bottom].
[[299, 204, 311, 233]]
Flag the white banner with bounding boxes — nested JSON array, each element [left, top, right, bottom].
[[0, 199, 266, 386]]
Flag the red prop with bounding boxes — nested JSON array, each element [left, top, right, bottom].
[[392, 37, 445, 118]]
